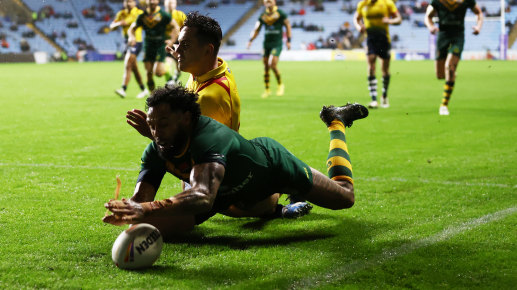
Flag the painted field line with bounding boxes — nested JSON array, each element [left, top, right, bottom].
[[1, 162, 515, 188], [291, 206, 517, 289], [0, 162, 137, 172]]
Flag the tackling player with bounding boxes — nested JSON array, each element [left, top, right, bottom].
[[164, 0, 186, 86], [110, 0, 147, 98], [247, 0, 292, 98], [127, 0, 180, 99], [104, 85, 369, 240], [425, 0, 483, 115], [354, 0, 401, 109]]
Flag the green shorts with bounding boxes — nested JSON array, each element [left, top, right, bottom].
[[143, 40, 166, 63], [194, 137, 314, 225], [252, 137, 314, 196], [436, 31, 465, 60], [263, 44, 283, 57]]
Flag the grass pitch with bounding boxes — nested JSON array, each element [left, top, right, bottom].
[[0, 60, 515, 289]]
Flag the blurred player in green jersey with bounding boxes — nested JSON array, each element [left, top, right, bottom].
[[247, 0, 292, 98], [425, 0, 483, 115]]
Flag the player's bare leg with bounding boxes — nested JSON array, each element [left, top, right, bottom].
[[380, 57, 391, 108], [435, 58, 446, 79], [129, 54, 144, 89], [445, 54, 459, 82], [262, 56, 271, 98], [116, 51, 138, 98], [270, 56, 284, 96], [439, 54, 460, 115], [144, 61, 155, 91], [366, 54, 378, 108]]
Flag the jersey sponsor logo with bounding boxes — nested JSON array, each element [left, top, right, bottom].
[[439, 0, 465, 11]]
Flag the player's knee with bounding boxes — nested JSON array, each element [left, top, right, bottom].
[[329, 182, 355, 209]]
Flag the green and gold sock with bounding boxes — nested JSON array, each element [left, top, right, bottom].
[[442, 81, 454, 106], [326, 120, 353, 185], [264, 73, 270, 90]]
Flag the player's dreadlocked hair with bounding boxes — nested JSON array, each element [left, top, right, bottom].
[[184, 11, 222, 55], [146, 85, 201, 123]]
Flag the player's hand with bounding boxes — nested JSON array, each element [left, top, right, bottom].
[[166, 44, 179, 60], [246, 41, 252, 50], [126, 109, 153, 140], [286, 41, 291, 50], [104, 198, 146, 225], [359, 26, 366, 33], [429, 26, 439, 35], [472, 26, 481, 35]]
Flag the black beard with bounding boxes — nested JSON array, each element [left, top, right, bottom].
[[156, 131, 188, 160]]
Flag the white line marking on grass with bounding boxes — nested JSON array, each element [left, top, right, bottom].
[[357, 176, 516, 189], [0, 162, 138, 172], [291, 206, 517, 289], [1, 163, 515, 188]]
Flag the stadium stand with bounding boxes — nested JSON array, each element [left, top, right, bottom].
[[1, 0, 516, 59]]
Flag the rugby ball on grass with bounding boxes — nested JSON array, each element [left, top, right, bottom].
[[112, 223, 163, 269]]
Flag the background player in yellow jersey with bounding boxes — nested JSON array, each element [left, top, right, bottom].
[[127, 12, 241, 136], [164, 0, 186, 86], [354, 0, 401, 109], [247, 0, 292, 98], [110, 0, 147, 98], [425, 0, 483, 116]]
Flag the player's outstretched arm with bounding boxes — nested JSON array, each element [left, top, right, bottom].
[[126, 109, 153, 140], [471, 4, 484, 35], [424, 5, 439, 34], [104, 162, 225, 225]]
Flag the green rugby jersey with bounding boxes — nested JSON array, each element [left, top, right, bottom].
[[135, 7, 171, 42], [138, 116, 278, 210], [259, 7, 287, 47], [431, 0, 476, 33]]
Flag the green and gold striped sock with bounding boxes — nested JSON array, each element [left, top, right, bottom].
[[326, 120, 353, 185], [442, 81, 454, 106], [264, 73, 270, 90]]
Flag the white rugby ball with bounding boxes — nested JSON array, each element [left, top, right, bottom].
[[111, 223, 163, 269]]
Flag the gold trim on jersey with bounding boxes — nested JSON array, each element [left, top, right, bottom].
[[439, 0, 465, 11], [261, 6, 280, 26], [143, 6, 162, 28]]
